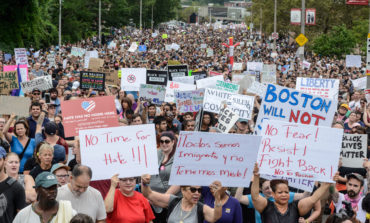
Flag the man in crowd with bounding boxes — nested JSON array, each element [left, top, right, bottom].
[[27, 102, 50, 138], [48, 88, 61, 115], [349, 91, 361, 111], [182, 119, 195, 131], [31, 88, 42, 101]]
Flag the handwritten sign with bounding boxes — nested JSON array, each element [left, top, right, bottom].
[[196, 75, 224, 89], [61, 96, 119, 137], [164, 81, 196, 103], [3, 64, 28, 82], [92, 68, 120, 86], [71, 47, 86, 57], [215, 80, 240, 93], [175, 89, 204, 113], [0, 96, 31, 117], [169, 131, 262, 187], [80, 71, 105, 91], [216, 107, 239, 133], [351, 77, 366, 90], [261, 174, 314, 192], [0, 71, 19, 95], [261, 64, 276, 84], [121, 68, 147, 91], [203, 88, 233, 114], [146, 70, 168, 86], [139, 84, 166, 105], [14, 48, 28, 65], [258, 120, 343, 182], [20, 75, 53, 93], [255, 84, 337, 135], [168, 65, 188, 80], [296, 77, 339, 99], [341, 134, 367, 168], [79, 124, 158, 181], [248, 81, 266, 97], [229, 94, 255, 120], [173, 76, 194, 85]]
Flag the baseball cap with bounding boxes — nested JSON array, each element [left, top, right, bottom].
[[50, 163, 70, 174], [0, 146, 6, 159], [346, 173, 364, 185], [32, 88, 41, 93], [53, 144, 66, 163], [34, 172, 58, 188], [44, 122, 57, 136], [340, 104, 350, 110]]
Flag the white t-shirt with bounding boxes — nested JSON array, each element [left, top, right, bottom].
[[334, 193, 365, 223], [56, 184, 107, 221]]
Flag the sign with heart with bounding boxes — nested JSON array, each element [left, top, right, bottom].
[[81, 101, 96, 112]]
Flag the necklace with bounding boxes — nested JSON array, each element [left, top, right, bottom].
[[179, 205, 194, 223]]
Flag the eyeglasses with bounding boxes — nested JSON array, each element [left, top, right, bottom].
[[33, 93, 40, 95], [188, 187, 202, 193], [119, 178, 135, 182], [56, 174, 69, 178], [160, 139, 171, 144]]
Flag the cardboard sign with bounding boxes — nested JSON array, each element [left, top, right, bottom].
[[121, 68, 147, 91], [352, 77, 366, 90], [84, 51, 98, 69], [341, 134, 367, 168], [203, 88, 233, 114], [173, 76, 194, 85], [196, 75, 224, 89], [255, 84, 337, 135], [146, 70, 168, 86], [258, 120, 343, 182], [164, 81, 196, 103], [93, 68, 120, 86], [168, 65, 188, 80], [139, 84, 166, 105], [0, 71, 19, 94], [169, 131, 262, 187], [346, 55, 361, 68], [175, 89, 204, 113], [79, 124, 158, 181], [215, 80, 240, 93], [229, 94, 255, 120], [3, 64, 29, 82], [191, 72, 207, 82], [296, 77, 339, 99], [88, 58, 104, 70], [248, 81, 267, 97], [261, 174, 314, 192], [216, 107, 239, 133], [14, 48, 28, 65], [61, 96, 119, 137], [261, 64, 276, 84], [71, 47, 86, 57], [0, 96, 31, 117], [20, 75, 53, 93], [80, 71, 105, 91]]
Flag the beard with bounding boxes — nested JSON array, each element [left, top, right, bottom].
[[347, 190, 359, 198]]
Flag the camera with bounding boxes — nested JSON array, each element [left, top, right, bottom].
[[337, 200, 355, 218]]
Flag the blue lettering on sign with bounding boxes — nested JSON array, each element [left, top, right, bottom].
[[300, 78, 336, 88]]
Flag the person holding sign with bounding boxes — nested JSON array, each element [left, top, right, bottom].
[[141, 174, 225, 223], [251, 163, 332, 223]]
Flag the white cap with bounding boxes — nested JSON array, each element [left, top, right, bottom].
[[72, 81, 80, 90]]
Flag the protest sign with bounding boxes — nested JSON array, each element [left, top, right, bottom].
[[146, 70, 168, 86], [175, 89, 204, 113], [0, 71, 19, 94], [3, 64, 28, 82], [233, 63, 243, 71], [341, 134, 367, 168], [191, 71, 207, 82], [138, 45, 147, 52], [231, 74, 245, 84], [365, 89, 370, 103], [169, 131, 262, 187], [79, 71, 105, 91], [128, 42, 138, 52], [352, 77, 366, 90], [71, 47, 86, 57], [248, 81, 267, 97], [173, 76, 194, 85], [20, 75, 53, 93], [255, 84, 337, 135], [14, 48, 28, 65], [88, 58, 104, 70], [162, 34, 168, 39], [84, 50, 98, 69], [237, 75, 256, 94], [47, 54, 56, 68], [196, 75, 224, 89], [261, 64, 276, 84], [168, 65, 188, 80], [91, 68, 120, 86], [0, 96, 31, 117], [171, 43, 180, 51], [346, 55, 361, 68], [4, 54, 11, 62], [302, 61, 311, 69], [165, 45, 172, 51], [216, 107, 239, 133], [121, 68, 147, 91], [165, 81, 196, 102], [296, 77, 339, 99], [261, 174, 314, 192], [229, 94, 255, 120], [215, 80, 240, 93], [209, 71, 222, 77], [258, 120, 343, 182], [79, 124, 158, 181], [203, 88, 233, 113], [61, 96, 119, 137], [139, 84, 166, 105], [201, 44, 207, 49], [207, 48, 214, 57], [247, 62, 263, 71]]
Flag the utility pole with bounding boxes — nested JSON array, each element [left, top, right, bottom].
[[300, 0, 305, 60], [99, 0, 101, 45], [151, 2, 154, 30], [59, 0, 62, 49], [140, 0, 142, 29], [273, 0, 277, 51], [259, 8, 262, 34]]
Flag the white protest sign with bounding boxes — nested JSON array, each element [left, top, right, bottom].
[[121, 68, 147, 91], [248, 81, 267, 97], [71, 47, 86, 57], [201, 44, 207, 49], [139, 84, 166, 105], [261, 174, 314, 192], [255, 84, 337, 135], [84, 50, 98, 69], [173, 76, 194, 85], [258, 120, 343, 182], [169, 131, 262, 187], [108, 41, 116, 49], [203, 88, 233, 114], [196, 75, 224, 89], [175, 89, 204, 113], [296, 77, 339, 99], [231, 74, 245, 84], [216, 107, 239, 133], [341, 134, 367, 168], [171, 43, 180, 51], [165, 45, 172, 51], [14, 48, 28, 65], [128, 42, 138, 52], [238, 75, 257, 94], [233, 63, 243, 71], [352, 77, 366, 90], [247, 62, 263, 71], [47, 54, 56, 68], [79, 125, 158, 181], [20, 75, 53, 93], [302, 61, 311, 69], [261, 64, 276, 84], [207, 48, 214, 57], [165, 81, 196, 102], [215, 80, 240, 93], [229, 94, 255, 120], [346, 55, 362, 68]]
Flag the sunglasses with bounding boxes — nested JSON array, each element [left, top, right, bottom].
[[160, 139, 171, 144], [33, 93, 40, 95], [188, 187, 202, 193]]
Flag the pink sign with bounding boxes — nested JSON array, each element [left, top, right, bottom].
[[3, 65, 29, 81], [61, 96, 119, 137]]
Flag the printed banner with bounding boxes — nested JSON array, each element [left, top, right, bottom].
[[341, 134, 367, 168], [175, 89, 204, 113], [0, 71, 19, 95], [216, 107, 239, 133], [20, 75, 53, 93], [146, 70, 168, 86], [121, 68, 147, 91], [61, 96, 119, 137], [0, 96, 31, 117], [80, 71, 105, 91], [346, 0, 368, 5], [164, 81, 196, 103], [168, 65, 188, 80], [139, 84, 166, 105], [296, 77, 339, 99], [169, 131, 262, 186], [79, 124, 158, 181]]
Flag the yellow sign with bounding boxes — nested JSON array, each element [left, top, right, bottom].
[[295, 34, 308, 46], [162, 34, 168, 39]]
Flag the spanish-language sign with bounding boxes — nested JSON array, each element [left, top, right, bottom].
[[164, 81, 196, 102], [216, 107, 239, 133], [203, 88, 233, 113], [169, 131, 262, 187], [258, 120, 343, 182], [61, 96, 119, 137], [261, 174, 314, 192], [14, 48, 28, 65], [229, 94, 255, 120], [79, 71, 105, 91], [255, 84, 337, 134], [21, 75, 53, 93], [261, 64, 276, 84], [0, 71, 19, 95], [121, 68, 147, 91], [79, 124, 158, 181], [248, 81, 266, 97], [196, 75, 224, 89], [173, 76, 194, 85], [341, 134, 367, 168], [168, 65, 188, 80], [191, 71, 207, 82], [71, 47, 86, 57], [175, 89, 204, 113], [296, 77, 339, 99], [139, 84, 166, 105], [0, 96, 31, 117], [146, 70, 168, 86], [215, 80, 240, 93]]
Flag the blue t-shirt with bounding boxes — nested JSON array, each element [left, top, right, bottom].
[[202, 187, 243, 223], [247, 192, 295, 223], [10, 136, 36, 173]]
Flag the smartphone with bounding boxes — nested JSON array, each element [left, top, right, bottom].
[[45, 93, 51, 104]]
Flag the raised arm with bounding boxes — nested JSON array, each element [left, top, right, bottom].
[[3, 114, 15, 143], [293, 191, 311, 201], [298, 182, 331, 216], [104, 174, 119, 213], [203, 181, 225, 223], [234, 187, 250, 206], [251, 163, 268, 213], [304, 200, 321, 223], [141, 174, 171, 208]]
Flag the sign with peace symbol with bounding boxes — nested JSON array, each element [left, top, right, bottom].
[[127, 74, 136, 83]]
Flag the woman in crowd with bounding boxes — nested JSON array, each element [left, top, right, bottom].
[[120, 97, 133, 119], [141, 174, 225, 223], [201, 112, 216, 132], [344, 112, 360, 133], [105, 174, 155, 223], [5, 152, 37, 203], [3, 114, 36, 173], [29, 143, 54, 180]]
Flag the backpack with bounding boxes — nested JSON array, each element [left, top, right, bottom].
[[166, 197, 204, 223]]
